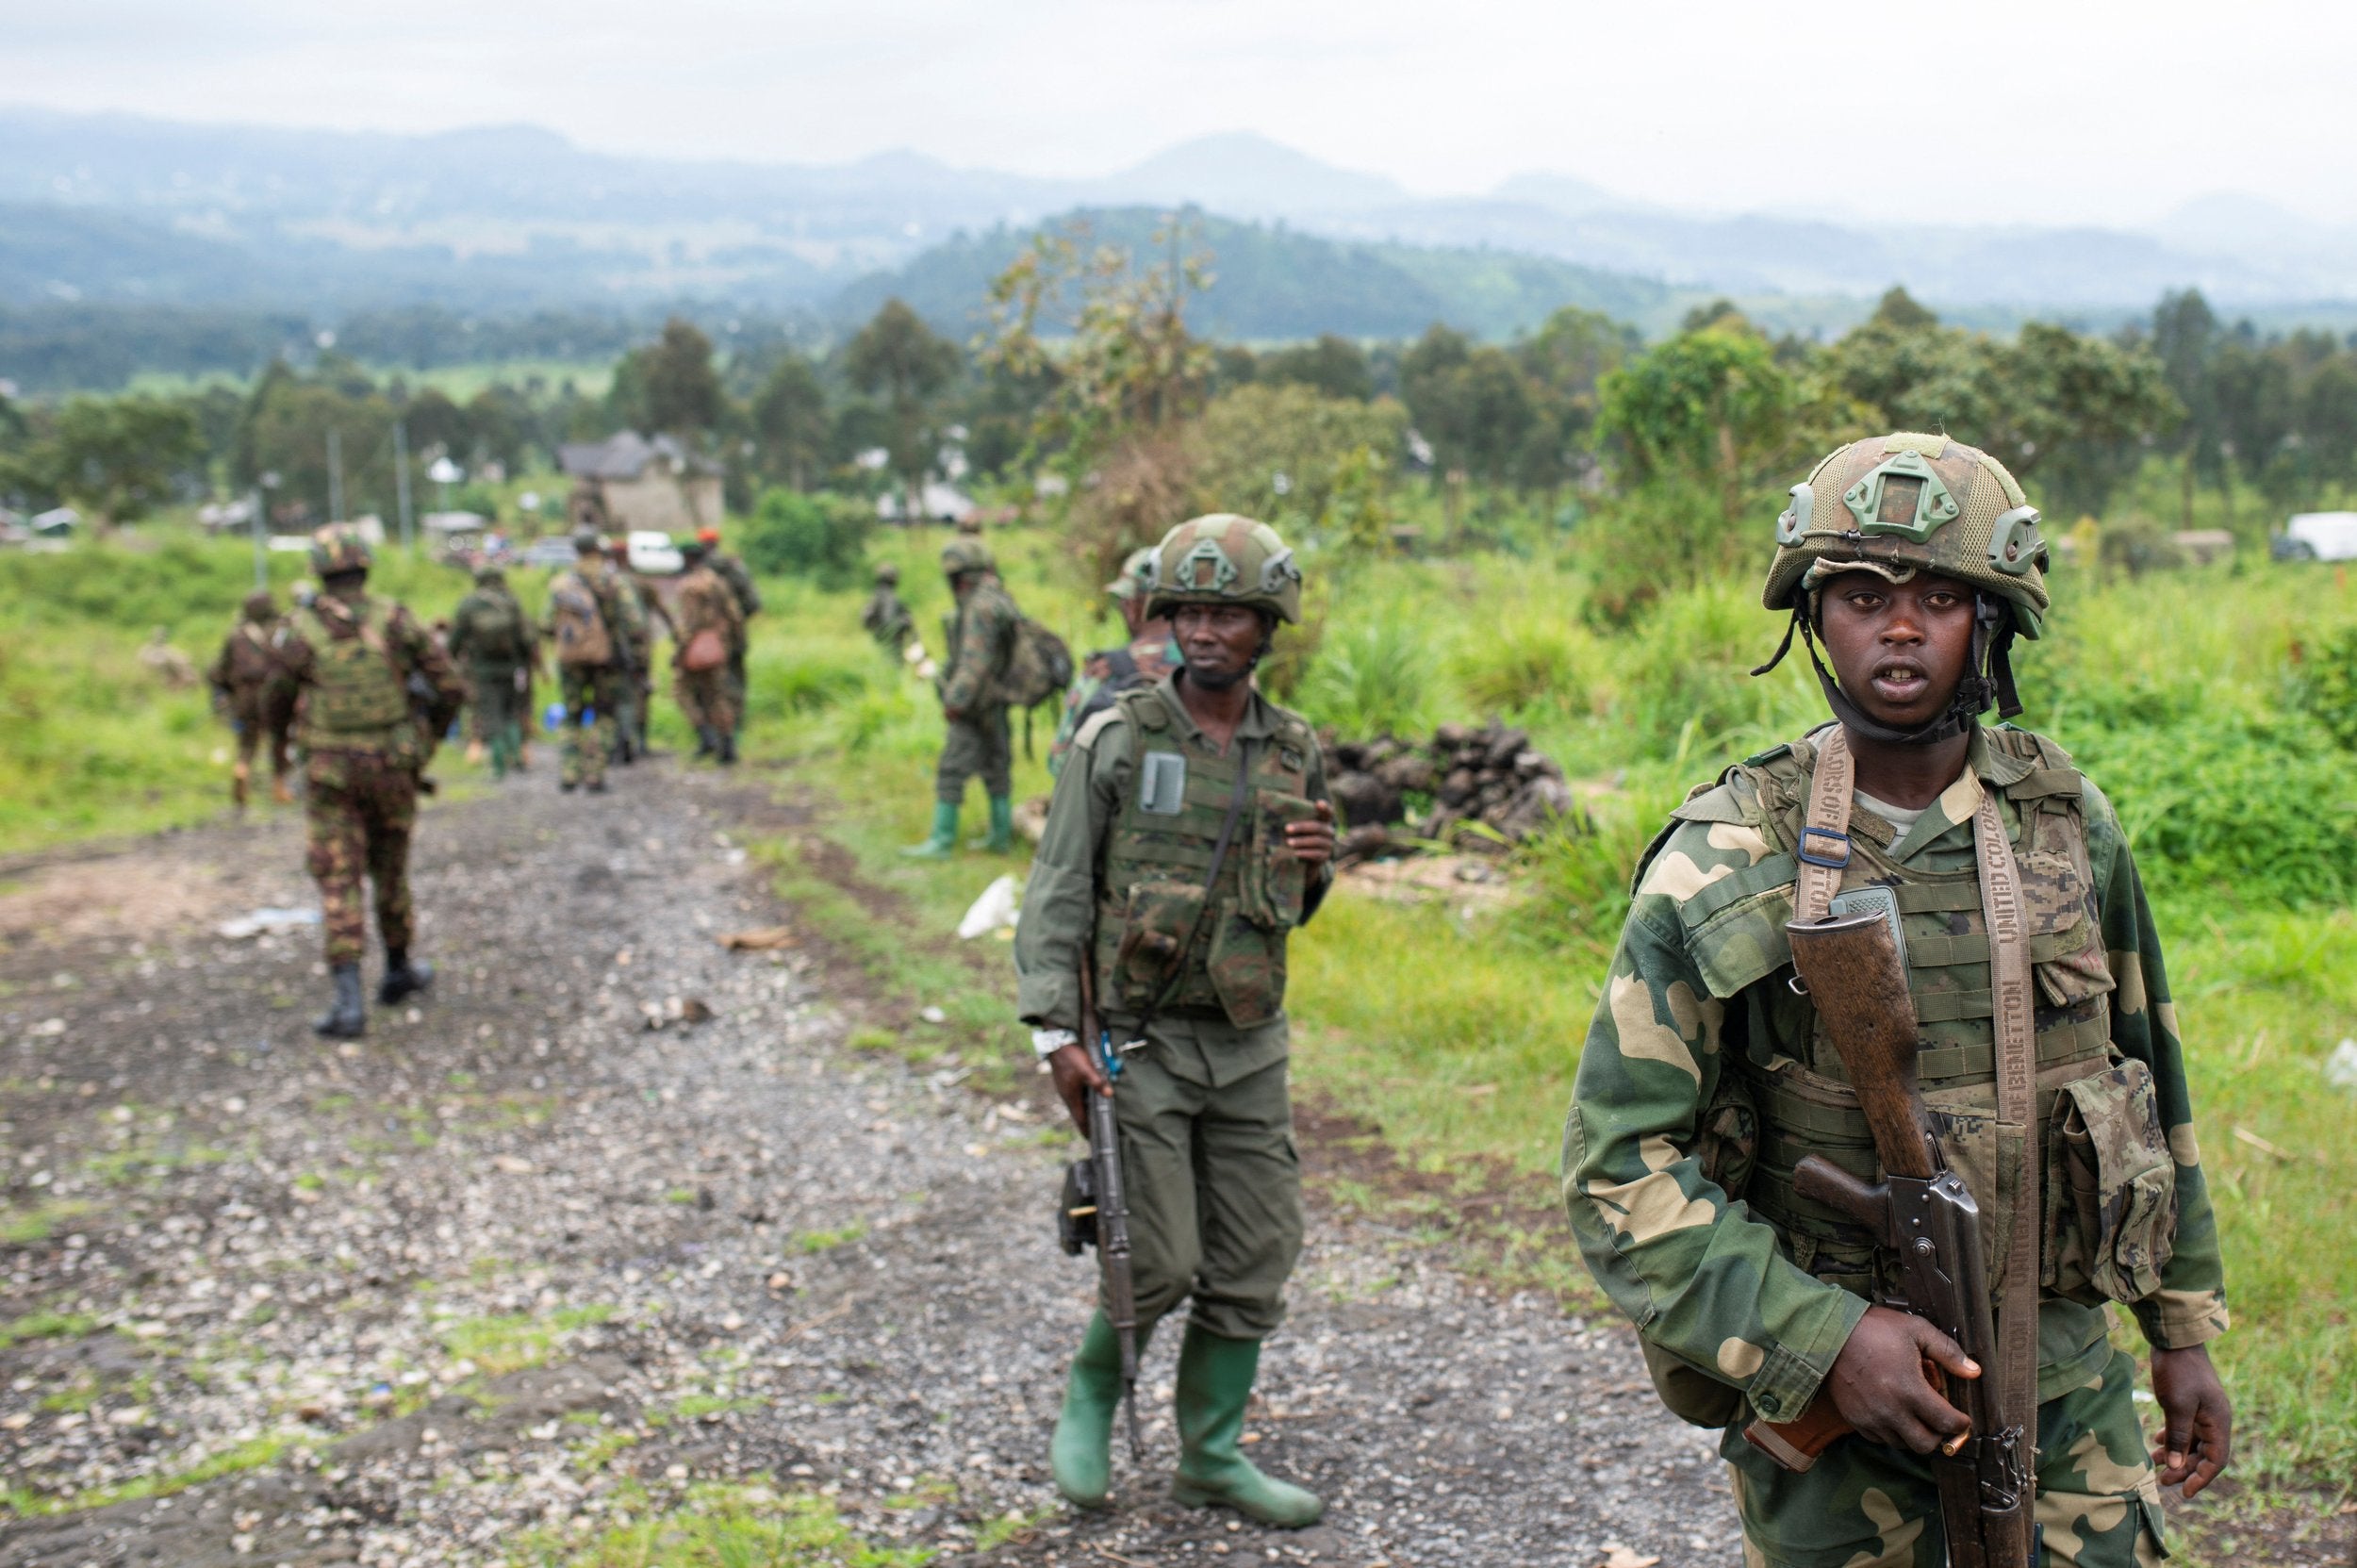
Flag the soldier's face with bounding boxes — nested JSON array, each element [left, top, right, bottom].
[[1173, 603, 1264, 690], [1818, 569, 1975, 728]]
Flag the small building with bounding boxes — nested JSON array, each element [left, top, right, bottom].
[[557, 432, 724, 536]]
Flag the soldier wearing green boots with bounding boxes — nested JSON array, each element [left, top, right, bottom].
[[1014, 515, 1338, 1527], [906, 536, 1022, 856]]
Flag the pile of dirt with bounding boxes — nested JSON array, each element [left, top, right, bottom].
[[1322, 719, 1579, 864]]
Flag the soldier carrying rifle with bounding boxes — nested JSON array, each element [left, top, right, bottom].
[[1564, 434, 2233, 1566], [1014, 515, 1337, 1526]]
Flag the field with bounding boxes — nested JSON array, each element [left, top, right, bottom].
[[4, 504, 2352, 1527]]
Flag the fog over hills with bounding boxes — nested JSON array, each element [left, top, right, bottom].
[[3, 105, 2354, 338]]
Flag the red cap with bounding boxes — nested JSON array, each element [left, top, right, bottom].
[[697, 527, 720, 544]]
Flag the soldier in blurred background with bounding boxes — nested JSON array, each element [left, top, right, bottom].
[[208, 588, 296, 809], [1047, 546, 1182, 778], [446, 564, 537, 780], [671, 535, 747, 765]]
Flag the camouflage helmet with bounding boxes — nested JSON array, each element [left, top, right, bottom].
[[874, 561, 900, 585], [1764, 432, 2050, 638], [1142, 514, 1303, 625], [1106, 546, 1159, 602], [573, 529, 605, 556], [472, 564, 506, 586], [940, 536, 997, 578], [308, 525, 371, 577]]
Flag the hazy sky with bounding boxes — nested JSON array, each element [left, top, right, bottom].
[[9, 0, 2353, 225]]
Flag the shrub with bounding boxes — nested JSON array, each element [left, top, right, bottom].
[[739, 489, 872, 586], [2294, 622, 2357, 751], [1454, 613, 1591, 718], [1297, 617, 1435, 738]]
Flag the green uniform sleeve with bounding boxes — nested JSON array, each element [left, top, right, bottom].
[[1014, 713, 1132, 1031], [1563, 818, 1868, 1424], [2082, 782, 2230, 1349], [940, 584, 1013, 714]]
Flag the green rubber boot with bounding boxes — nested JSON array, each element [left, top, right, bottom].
[[975, 794, 1014, 852], [1049, 1310, 1158, 1509], [900, 801, 960, 858], [1171, 1324, 1322, 1527]]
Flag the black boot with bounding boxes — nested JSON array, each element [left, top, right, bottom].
[[717, 730, 738, 767], [694, 726, 718, 760], [314, 963, 366, 1039], [379, 950, 435, 1006]]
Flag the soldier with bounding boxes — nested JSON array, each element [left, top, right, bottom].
[[544, 531, 643, 794], [446, 565, 538, 780], [904, 536, 1021, 857], [1562, 434, 2231, 1566], [860, 561, 915, 659], [697, 525, 761, 739], [1047, 546, 1183, 777], [671, 535, 747, 764], [1014, 514, 1337, 1526], [604, 539, 674, 763], [280, 526, 466, 1038], [207, 588, 296, 808]]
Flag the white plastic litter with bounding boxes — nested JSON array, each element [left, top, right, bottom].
[[217, 907, 322, 939], [2325, 1038, 2357, 1092], [956, 875, 1022, 940]]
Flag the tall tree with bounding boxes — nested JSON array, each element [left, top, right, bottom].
[[845, 299, 961, 521], [751, 352, 831, 491], [1259, 335, 1374, 402], [640, 317, 724, 438], [2, 394, 203, 530]]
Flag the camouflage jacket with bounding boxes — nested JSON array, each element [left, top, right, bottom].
[[207, 617, 289, 695], [446, 587, 537, 671], [1047, 623, 1182, 777], [938, 573, 1020, 715], [709, 552, 761, 619], [673, 563, 745, 652], [1014, 672, 1331, 1087], [280, 589, 465, 756], [618, 573, 673, 654], [861, 586, 914, 652], [1563, 722, 2227, 1427]]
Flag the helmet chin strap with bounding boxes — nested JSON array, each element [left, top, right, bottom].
[[1754, 594, 2024, 747]]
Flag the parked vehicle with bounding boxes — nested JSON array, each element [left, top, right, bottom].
[[2276, 512, 2357, 561]]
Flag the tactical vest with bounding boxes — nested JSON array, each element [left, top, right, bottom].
[[1091, 687, 1320, 1029], [1660, 725, 2178, 1315], [292, 596, 412, 751]]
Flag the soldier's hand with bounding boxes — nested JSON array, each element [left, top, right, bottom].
[[1825, 1305, 1977, 1454], [1285, 801, 1338, 867], [1047, 1042, 1110, 1133], [2150, 1345, 2232, 1497]]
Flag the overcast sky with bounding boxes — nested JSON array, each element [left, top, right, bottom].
[[8, 0, 2352, 226]]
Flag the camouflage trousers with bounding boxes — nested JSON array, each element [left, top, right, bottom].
[[304, 748, 419, 967], [934, 705, 1012, 803], [727, 645, 749, 734], [1726, 1347, 2166, 1567], [673, 665, 736, 739], [558, 666, 620, 788], [1106, 1031, 1303, 1343], [228, 682, 294, 780], [469, 662, 527, 777]]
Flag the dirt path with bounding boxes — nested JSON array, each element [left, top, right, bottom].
[[0, 759, 1739, 1567]]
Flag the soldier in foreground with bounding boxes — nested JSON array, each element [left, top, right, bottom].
[[1047, 546, 1182, 777], [904, 536, 1021, 856], [671, 535, 747, 765], [207, 588, 295, 808], [446, 564, 537, 780], [1014, 515, 1336, 1526], [1563, 434, 2231, 1565], [280, 526, 466, 1038], [698, 525, 760, 742], [545, 531, 642, 794], [861, 561, 915, 659]]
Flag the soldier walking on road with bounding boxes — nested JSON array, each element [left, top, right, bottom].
[[860, 561, 915, 660], [1014, 514, 1337, 1526], [1047, 546, 1182, 777], [446, 565, 538, 780], [698, 525, 760, 742], [544, 531, 643, 795], [605, 539, 674, 763], [1562, 434, 2232, 1566], [280, 526, 466, 1039], [905, 536, 1021, 856], [671, 536, 747, 765], [207, 588, 296, 809]]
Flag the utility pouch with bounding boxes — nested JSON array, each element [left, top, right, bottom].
[[2045, 1057, 2178, 1304], [1110, 880, 1205, 1014], [1241, 788, 1318, 930]]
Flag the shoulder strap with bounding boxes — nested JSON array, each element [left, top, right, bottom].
[[1972, 789, 2041, 1492], [1794, 726, 1854, 922]]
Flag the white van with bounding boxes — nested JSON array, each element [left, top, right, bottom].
[[625, 530, 685, 575], [2278, 512, 2357, 562]]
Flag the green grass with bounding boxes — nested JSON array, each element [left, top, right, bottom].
[[0, 1432, 293, 1519], [437, 1304, 618, 1378], [519, 1479, 931, 1568], [0, 1309, 100, 1348], [0, 1199, 92, 1246]]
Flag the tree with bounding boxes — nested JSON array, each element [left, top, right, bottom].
[[1870, 287, 1939, 331], [1187, 383, 1408, 553], [403, 388, 470, 462], [751, 353, 831, 491], [1514, 306, 1640, 489], [845, 298, 962, 521], [640, 317, 724, 437], [3, 394, 203, 529], [1259, 335, 1374, 402], [1398, 325, 1537, 488]]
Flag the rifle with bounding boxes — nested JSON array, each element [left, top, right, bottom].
[[1745, 907, 2032, 1568], [1058, 960, 1144, 1462]]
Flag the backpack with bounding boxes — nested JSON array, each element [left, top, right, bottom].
[[224, 621, 281, 685], [998, 617, 1074, 711], [550, 571, 614, 668], [467, 592, 529, 665]]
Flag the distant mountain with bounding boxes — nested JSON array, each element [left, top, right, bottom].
[[1093, 132, 1409, 217]]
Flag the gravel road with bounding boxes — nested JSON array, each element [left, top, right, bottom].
[[0, 758, 1739, 1567]]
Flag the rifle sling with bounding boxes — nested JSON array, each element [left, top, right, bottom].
[[1974, 786, 2041, 1559]]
